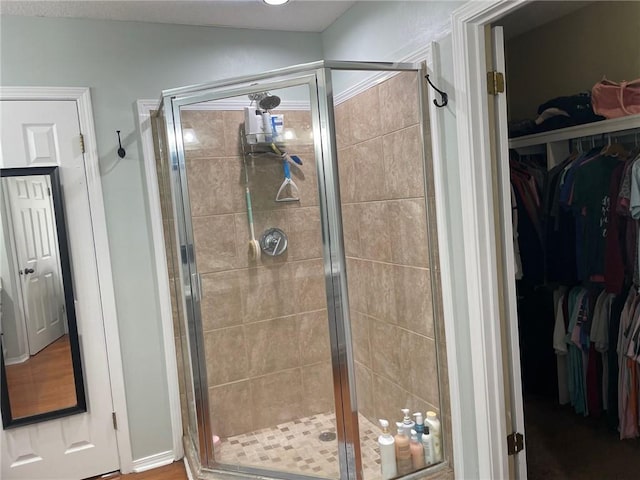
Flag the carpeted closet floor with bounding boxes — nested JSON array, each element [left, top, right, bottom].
[[525, 395, 640, 479]]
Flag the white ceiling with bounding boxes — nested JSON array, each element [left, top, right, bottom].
[[0, 0, 356, 32], [0, 1, 599, 35]]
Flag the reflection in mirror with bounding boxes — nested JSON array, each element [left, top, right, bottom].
[[1, 166, 86, 428]]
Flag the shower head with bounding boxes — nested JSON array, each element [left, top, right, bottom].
[[248, 91, 281, 110], [258, 93, 281, 111]]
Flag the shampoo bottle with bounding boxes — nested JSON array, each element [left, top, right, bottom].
[[378, 419, 398, 480], [401, 408, 415, 439], [261, 111, 273, 142], [422, 425, 434, 466], [409, 429, 426, 470], [394, 421, 412, 476], [425, 411, 442, 463], [413, 412, 425, 442]]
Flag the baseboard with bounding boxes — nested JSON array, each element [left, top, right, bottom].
[[131, 450, 175, 473], [4, 353, 29, 365], [184, 457, 195, 480]]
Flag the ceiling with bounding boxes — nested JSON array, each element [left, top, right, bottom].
[[0, 0, 597, 35], [0, 0, 356, 32]]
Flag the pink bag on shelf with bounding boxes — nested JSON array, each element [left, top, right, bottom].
[[591, 77, 640, 119]]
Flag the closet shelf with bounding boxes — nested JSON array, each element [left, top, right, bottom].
[[509, 114, 640, 149]]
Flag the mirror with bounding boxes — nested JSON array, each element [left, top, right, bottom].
[[0, 166, 86, 428]]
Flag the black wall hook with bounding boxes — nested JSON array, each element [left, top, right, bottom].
[[425, 74, 449, 108], [116, 130, 126, 158]]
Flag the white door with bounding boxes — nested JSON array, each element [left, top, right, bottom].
[[6, 175, 66, 355], [489, 26, 527, 479], [0, 100, 120, 479]]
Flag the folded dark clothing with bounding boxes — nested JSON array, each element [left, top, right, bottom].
[[537, 92, 605, 124], [509, 119, 536, 137], [534, 116, 576, 133]]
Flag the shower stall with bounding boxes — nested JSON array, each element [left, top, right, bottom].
[[152, 61, 449, 480]]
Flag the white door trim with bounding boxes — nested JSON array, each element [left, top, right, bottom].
[[448, 1, 529, 478], [423, 41, 469, 479], [136, 99, 184, 461], [0, 87, 133, 473]]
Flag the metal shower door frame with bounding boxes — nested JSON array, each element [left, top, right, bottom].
[[160, 60, 426, 480]]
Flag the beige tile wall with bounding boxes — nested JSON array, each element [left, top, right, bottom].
[[335, 72, 447, 433], [179, 108, 334, 439]]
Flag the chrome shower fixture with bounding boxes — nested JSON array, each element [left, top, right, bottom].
[[248, 91, 281, 110]]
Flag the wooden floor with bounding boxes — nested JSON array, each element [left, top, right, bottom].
[[89, 462, 188, 480], [5, 334, 77, 418]]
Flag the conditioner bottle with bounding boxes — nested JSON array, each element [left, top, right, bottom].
[[378, 419, 398, 480], [425, 411, 442, 463], [394, 421, 412, 476]]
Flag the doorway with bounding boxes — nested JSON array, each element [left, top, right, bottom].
[[495, 2, 640, 478], [154, 61, 450, 480], [447, 1, 640, 478]]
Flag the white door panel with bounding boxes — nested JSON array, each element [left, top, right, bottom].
[[7, 175, 65, 355], [490, 26, 527, 479], [1, 100, 120, 479]]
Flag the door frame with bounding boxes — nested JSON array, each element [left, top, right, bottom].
[[136, 98, 185, 463], [447, 1, 529, 479], [0, 87, 133, 472], [1, 184, 30, 364]]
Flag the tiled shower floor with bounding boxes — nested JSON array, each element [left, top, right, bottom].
[[215, 412, 382, 479]]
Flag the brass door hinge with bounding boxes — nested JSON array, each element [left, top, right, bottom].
[[112, 412, 118, 430], [487, 71, 505, 95], [507, 431, 524, 455], [79, 133, 86, 154]]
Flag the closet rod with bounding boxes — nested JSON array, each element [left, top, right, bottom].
[[571, 128, 640, 149]]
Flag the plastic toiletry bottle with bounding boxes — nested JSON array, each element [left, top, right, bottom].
[[261, 111, 272, 142], [394, 421, 412, 476], [422, 425, 434, 466], [425, 411, 442, 463], [378, 420, 398, 480], [413, 412, 425, 442], [409, 429, 426, 470], [401, 408, 415, 439]]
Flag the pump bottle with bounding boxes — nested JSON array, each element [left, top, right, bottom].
[[409, 429, 426, 470], [394, 421, 412, 476], [413, 412, 425, 442], [401, 408, 415, 439], [377, 419, 398, 480]]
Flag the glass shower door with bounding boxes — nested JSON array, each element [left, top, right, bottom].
[[168, 77, 341, 478], [330, 66, 445, 480]]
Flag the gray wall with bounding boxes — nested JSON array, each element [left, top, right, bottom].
[[321, 1, 461, 94], [0, 14, 322, 460]]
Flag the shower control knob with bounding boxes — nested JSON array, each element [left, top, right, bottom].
[[260, 228, 288, 257]]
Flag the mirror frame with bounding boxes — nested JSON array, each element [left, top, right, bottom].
[[0, 166, 87, 429]]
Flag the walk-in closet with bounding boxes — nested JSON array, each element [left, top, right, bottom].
[[496, 2, 640, 478]]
